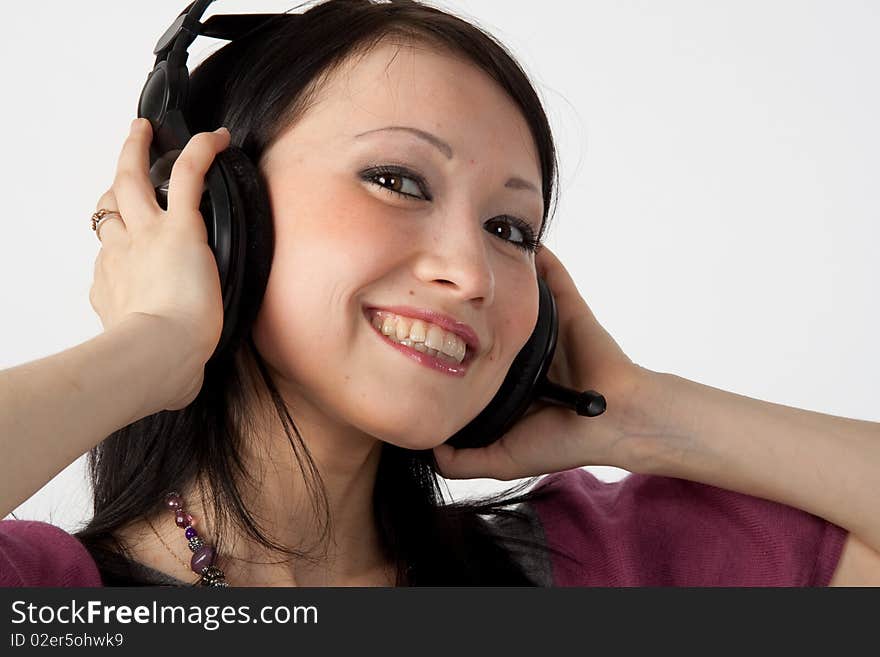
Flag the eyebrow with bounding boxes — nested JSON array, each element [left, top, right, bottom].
[[354, 126, 541, 197]]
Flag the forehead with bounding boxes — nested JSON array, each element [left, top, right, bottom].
[[272, 38, 541, 178]]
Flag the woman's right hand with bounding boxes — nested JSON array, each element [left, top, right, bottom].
[[89, 118, 231, 411]]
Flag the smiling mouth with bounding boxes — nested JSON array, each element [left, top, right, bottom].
[[364, 311, 475, 377]]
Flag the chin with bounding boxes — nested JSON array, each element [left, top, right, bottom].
[[369, 423, 459, 452]]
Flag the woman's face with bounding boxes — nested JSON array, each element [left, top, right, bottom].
[[252, 39, 544, 449]]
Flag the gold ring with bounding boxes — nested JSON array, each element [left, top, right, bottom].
[[91, 209, 122, 241]]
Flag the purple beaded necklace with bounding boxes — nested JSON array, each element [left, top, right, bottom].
[[163, 492, 228, 587]]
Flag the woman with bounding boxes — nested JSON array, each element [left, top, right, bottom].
[[1, 0, 878, 587]]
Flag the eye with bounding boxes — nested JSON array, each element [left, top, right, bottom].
[[359, 164, 542, 254], [485, 217, 541, 253], [362, 166, 427, 200]]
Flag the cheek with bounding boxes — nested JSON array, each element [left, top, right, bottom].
[[499, 275, 540, 351], [250, 266, 313, 380], [250, 185, 392, 376], [270, 179, 407, 265]]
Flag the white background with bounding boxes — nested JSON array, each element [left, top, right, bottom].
[[2, 1, 877, 532]]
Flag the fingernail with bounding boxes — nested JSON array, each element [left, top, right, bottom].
[[130, 118, 141, 131], [214, 126, 230, 136]]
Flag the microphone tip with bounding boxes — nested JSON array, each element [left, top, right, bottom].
[[576, 391, 606, 417]]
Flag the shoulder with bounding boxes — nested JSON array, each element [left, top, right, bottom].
[[0, 520, 103, 587], [528, 468, 848, 586]]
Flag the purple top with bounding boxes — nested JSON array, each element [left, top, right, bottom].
[[528, 468, 848, 586], [0, 519, 102, 587], [0, 469, 848, 587]]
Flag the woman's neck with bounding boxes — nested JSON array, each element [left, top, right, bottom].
[[113, 426, 391, 586]]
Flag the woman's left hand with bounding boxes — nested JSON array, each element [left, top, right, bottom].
[[432, 244, 651, 481]]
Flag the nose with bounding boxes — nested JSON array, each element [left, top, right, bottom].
[[411, 208, 495, 306]]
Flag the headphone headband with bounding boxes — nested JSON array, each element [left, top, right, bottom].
[[153, 1, 302, 60]]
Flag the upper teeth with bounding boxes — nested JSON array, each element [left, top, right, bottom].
[[370, 311, 468, 364]]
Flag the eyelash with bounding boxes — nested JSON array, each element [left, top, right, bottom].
[[359, 164, 541, 253]]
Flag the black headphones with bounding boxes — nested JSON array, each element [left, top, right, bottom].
[[137, 0, 606, 450]]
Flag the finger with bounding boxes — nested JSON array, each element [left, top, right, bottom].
[[95, 215, 126, 244], [113, 118, 162, 227], [534, 243, 558, 280], [95, 188, 119, 215], [536, 244, 595, 323], [93, 189, 127, 245], [536, 245, 574, 302], [536, 261, 605, 356], [432, 440, 522, 481], [166, 127, 231, 218], [536, 245, 576, 295]]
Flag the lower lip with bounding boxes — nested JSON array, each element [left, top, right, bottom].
[[365, 313, 472, 377]]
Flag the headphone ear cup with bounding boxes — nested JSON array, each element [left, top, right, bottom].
[[203, 146, 274, 359]]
